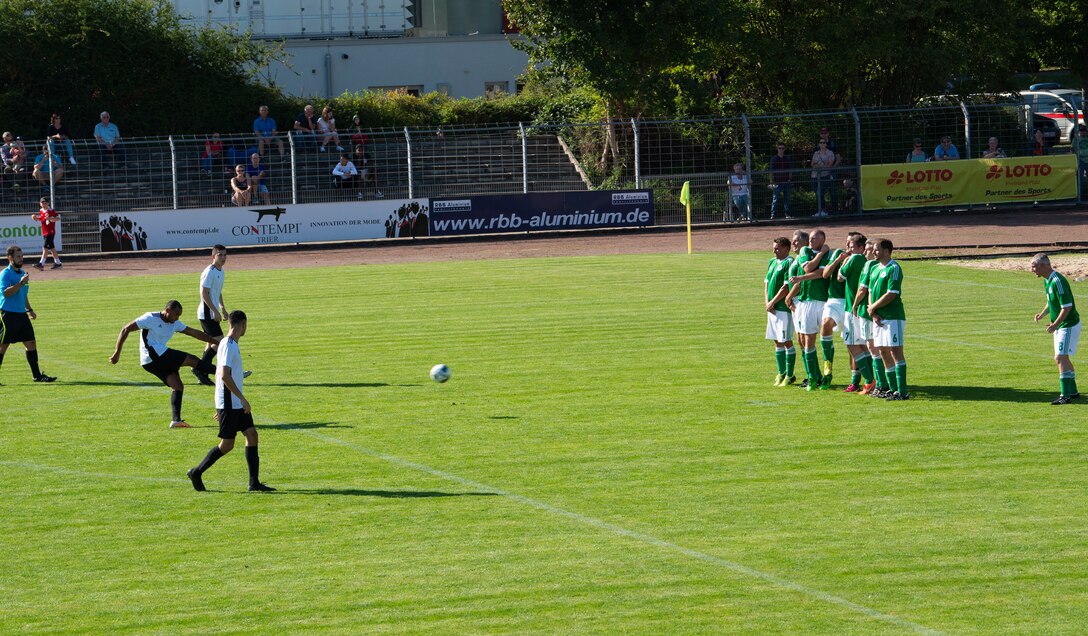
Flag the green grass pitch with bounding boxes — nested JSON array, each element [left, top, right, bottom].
[[2, 251, 1086, 634]]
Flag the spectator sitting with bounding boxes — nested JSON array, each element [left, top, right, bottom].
[[933, 136, 960, 160], [905, 138, 928, 162], [728, 162, 751, 221], [293, 104, 318, 148], [331, 154, 360, 196], [349, 115, 368, 148], [981, 137, 1007, 159], [317, 106, 343, 152], [253, 105, 285, 158], [200, 133, 225, 175], [94, 111, 127, 167], [47, 113, 77, 165], [32, 143, 64, 187], [230, 164, 252, 206], [841, 178, 858, 212], [1029, 129, 1048, 156], [1, 132, 26, 173], [245, 152, 271, 204]]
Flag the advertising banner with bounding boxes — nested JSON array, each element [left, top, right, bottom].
[[0, 215, 60, 253], [427, 190, 654, 236], [861, 155, 1078, 210], [96, 199, 430, 251]]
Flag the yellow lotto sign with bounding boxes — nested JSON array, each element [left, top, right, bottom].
[[861, 155, 1078, 209]]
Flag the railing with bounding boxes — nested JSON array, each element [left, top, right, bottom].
[[1, 102, 1081, 253]]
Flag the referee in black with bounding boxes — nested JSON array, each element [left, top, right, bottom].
[[1, 245, 56, 383]]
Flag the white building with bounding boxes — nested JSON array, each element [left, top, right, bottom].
[[172, 0, 530, 98]]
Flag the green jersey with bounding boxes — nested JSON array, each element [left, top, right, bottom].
[[838, 253, 866, 313], [800, 248, 831, 302], [1045, 270, 1080, 329], [765, 256, 794, 312], [826, 249, 846, 299], [869, 259, 906, 321], [790, 246, 815, 299], [854, 258, 878, 317]]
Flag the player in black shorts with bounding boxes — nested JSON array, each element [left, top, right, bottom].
[[187, 310, 273, 491]]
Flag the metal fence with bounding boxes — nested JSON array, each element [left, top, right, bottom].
[[2, 102, 1081, 253]]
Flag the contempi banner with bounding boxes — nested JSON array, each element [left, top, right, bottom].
[[97, 199, 430, 251], [428, 190, 654, 236], [861, 155, 1078, 210], [0, 216, 60, 253]]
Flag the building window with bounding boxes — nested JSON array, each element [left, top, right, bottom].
[[484, 81, 509, 97]]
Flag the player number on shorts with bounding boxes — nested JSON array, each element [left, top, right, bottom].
[[893, 333, 898, 344]]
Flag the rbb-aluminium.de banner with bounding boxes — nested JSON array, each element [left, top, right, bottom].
[[0, 216, 59, 253], [427, 190, 654, 237], [96, 199, 429, 251]]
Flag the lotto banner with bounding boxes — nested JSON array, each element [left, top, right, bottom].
[[0, 216, 60, 253], [96, 199, 429, 251], [861, 155, 1078, 209], [428, 190, 654, 236]]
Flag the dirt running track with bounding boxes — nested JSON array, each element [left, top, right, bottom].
[[40, 207, 1088, 280]]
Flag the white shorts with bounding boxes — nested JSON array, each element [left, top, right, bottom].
[[1054, 322, 1081, 357], [795, 300, 824, 334], [842, 313, 867, 346], [766, 310, 795, 342], [857, 314, 873, 341], [822, 298, 846, 331], [874, 319, 905, 348]]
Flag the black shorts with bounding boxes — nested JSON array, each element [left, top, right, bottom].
[[43, 234, 56, 249], [0, 311, 35, 344], [141, 348, 189, 385], [217, 407, 255, 439], [199, 317, 224, 338]]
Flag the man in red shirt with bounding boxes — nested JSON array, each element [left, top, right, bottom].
[[32, 197, 62, 270]]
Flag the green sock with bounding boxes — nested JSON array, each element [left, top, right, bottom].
[[1060, 372, 1077, 396], [850, 370, 861, 386], [873, 357, 887, 390], [895, 362, 907, 394], [806, 349, 822, 381], [775, 348, 786, 375], [821, 336, 834, 365], [785, 348, 796, 376], [887, 366, 899, 393], [858, 354, 874, 383]]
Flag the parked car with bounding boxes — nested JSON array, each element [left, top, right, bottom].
[[1032, 113, 1061, 147], [1020, 87, 1084, 142]]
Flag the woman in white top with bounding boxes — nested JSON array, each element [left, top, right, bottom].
[[317, 106, 343, 152], [728, 162, 751, 221]]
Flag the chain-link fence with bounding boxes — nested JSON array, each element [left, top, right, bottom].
[[2, 101, 1081, 253]]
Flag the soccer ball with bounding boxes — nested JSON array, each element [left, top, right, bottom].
[[430, 364, 451, 383]]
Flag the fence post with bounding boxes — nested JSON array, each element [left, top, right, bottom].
[[850, 107, 862, 215], [741, 114, 752, 220], [519, 122, 528, 193], [288, 132, 298, 204], [46, 139, 56, 207], [169, 136, 178, 210], [960, 102, 971, 160], [632, 118, 641, 189], [405, 127, 414, 199]]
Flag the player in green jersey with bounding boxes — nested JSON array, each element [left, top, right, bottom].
[[764, 237, 797, 385], [1031, 253, 1081, 405], [854, 240, 884, 395], [867, 238, 908, 400], [785, 229, 830, 390], [834, 233, 875, 392]]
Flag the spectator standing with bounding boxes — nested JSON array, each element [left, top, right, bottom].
[[94, 111, 126, 167], [33, 197, 62, 270], [230, 165, 252, 207], [905, 138, 928, 162], [331, 154, 360, 196], [317, 106, 343, 152], [933, 136, 960, 160], [245, 153, 271, 205], [32, 144, 64, 188], [811, 140, 837, 217], [728, 162, 751, 221], [46, 114, 77, 165], [252, 105, 285, 158], [2, 132, 27, 173], [200, 133, 225, 175], [1074, 124, 1088, 183], [293, 104, 318, 148], [981, 137, 1007, 159], [841, 178, 858, 213], [1029, 129, 1049, 156], [769, 142, 792, 219]]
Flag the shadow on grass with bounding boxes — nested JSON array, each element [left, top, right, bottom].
[[61, 380, 157, 387], [255, 382, 421, 388], [262, 489, 499, 498], [911, 384, 1067, 404], [262, 421, 352, 430]]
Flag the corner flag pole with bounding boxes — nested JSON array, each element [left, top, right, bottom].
[[679, 181, 692, 254]]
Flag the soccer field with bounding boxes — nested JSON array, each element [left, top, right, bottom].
[[2, 251, 1086, 634]]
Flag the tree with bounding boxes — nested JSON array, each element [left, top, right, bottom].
[[0, 0, 288, 137], [1031, 1, 1088, 89]]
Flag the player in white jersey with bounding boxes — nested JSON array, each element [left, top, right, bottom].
[[193, 245, 228, 386], [187, 310, 274, 492], [109, 300, 220, 428]]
